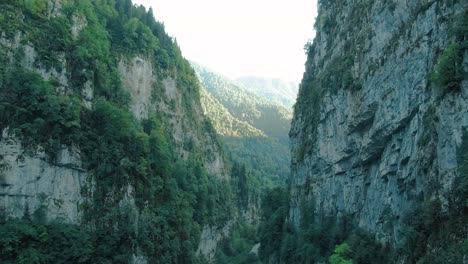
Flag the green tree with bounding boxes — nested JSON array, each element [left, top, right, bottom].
[[432, 43, 464, 92], [329, 243, 353, 264], [258, 187, 289, 261]]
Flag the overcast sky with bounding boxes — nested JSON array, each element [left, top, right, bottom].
[[132, 0, 318, 82]]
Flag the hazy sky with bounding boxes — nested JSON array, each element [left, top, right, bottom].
[[133, 0, 318, 82]]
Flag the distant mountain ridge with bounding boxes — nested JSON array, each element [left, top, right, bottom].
[[236, 76, 298, 108], [199, 87, 265, 137], [191, 62, 292, 142], [191, 62, 291, 184]]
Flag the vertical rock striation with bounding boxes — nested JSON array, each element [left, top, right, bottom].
[[290, 0, 467, 245], [0, 1, 231, 262], [0, 132, 86, 223]]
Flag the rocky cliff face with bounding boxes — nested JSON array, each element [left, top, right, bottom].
[[118, 56, 229, 260], [0, 36, 226, 222], [290, 0, 467, 245], [118, 56, 227, 180], [0, 30, 86, 224], [0, 132, 86, 224], [0, 1, 231, 262]]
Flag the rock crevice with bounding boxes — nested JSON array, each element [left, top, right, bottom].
[[290, 0, 468, 245]]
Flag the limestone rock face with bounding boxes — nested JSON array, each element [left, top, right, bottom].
[[290, 0, 468, 245], [196, 223, 232, 261], [118, 56, 230, 258], [0, 132, 86, 224], [118, 57, 154, 120], [118, 56, 228, 180], [1, 14, 229, 262]]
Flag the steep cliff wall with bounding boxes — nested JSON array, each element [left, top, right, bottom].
[[0, 131, 86, 224], [118, 56, 230, 260], [290, 0, 467, 246], [118, 56, 227, 179], [0, 1, 232, 262]]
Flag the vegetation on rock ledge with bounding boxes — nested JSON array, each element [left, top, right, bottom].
[[0, 0, 234, 263]]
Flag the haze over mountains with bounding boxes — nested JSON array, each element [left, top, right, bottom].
[[236, 77, 298, 108], [191, 62, 292, 185], [191, 62, 292, 141], [1, 1, 466, 263], [198, 87, 265, 137]]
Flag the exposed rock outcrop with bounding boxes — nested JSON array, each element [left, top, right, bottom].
[[0, 2, 230, 261], [0, 131, 86, 223], [290, 0, 467, 245]]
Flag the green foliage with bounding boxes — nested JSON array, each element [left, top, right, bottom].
[[77, 103, 233, 262], [258, 192, 389, 264], [192, 63, 292, 142], [198, 87, 264, 137], [0, 2, 24, 38], [120, 18, 158, 55], [259, 186, 466, 264], [396, 133, 468, 263], [258, 187, 290, 261], [432, 10, 467, 93], [0, 0, 235, 263], [346, 231, 391, 263], [23, 0, 49, 17], [235, 76, 299, 108], [293, 72, 321, 161], [0, 67, 230, 262], [79, 99, 138, 196], [398, 197, 467, 263], [431, 43, 464, 92], [224, 137, 289, 185], [319, 56, 361, 93], [29, 16, 73, 70], [232, 162, 249, 209], [0, 67, 81, 158], [0, 219, 93, 264], [194, 63, 291, 186], [329, 243, 353, 264], [215, 223, 261, 264]]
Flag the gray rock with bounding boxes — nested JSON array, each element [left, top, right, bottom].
[[196, 222, 232, 261], [290, 0, 468, 246], [1, 32, 229, 262], [0, 132, 86, 223]]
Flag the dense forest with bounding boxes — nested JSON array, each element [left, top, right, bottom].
[[1, 0, 467, 263], [192, 63, 292, 186], [0, 0, 235, 263], [235, 77, 298, 109], [262, 0, 468, 263]]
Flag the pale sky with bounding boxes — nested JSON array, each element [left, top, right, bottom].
[[133, 0, 318, 82]]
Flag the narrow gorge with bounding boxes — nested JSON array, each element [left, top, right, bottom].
[[0, 0, 467, 264], [1, 0, 235, 262], [259, 0, 468, 263]]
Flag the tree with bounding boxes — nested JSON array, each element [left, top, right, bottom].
[[329, 243, 353, 264]]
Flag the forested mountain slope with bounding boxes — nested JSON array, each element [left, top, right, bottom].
[[259, 0, 468, 263], [236, 76, 298, 108], [199, 87, 265, 137], [192, 62, 292, 185], [0, 0, 242, 262], [191, 62, 292, 142]]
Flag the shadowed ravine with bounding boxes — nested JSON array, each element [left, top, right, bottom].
[[0, 0, 467, 263]]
